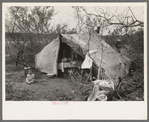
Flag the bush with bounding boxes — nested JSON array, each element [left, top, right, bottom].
[[6, 32, 59, 67]]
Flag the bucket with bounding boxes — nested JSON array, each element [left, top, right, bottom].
[[24, 67, 31, 77], [97, 94, 107, 101]]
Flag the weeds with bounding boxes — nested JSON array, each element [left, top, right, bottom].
[[6, 83, 35, 101]]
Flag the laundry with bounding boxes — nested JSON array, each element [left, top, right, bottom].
[[81, 54, 93, 69], [81, 50, 97, 69]]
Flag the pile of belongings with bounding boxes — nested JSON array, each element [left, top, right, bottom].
[[87, 78, 119, 101]]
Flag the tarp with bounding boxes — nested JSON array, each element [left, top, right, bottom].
[[61, 32, 131, 79], [35, 32, 131, 80], [35, 38, 60, 75]]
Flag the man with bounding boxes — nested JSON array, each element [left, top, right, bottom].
[[115, 38, 122, 53]]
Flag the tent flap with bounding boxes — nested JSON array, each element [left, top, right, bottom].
[[35, 38, 60, 75]]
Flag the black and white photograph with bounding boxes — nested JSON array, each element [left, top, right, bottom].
[[2, 2, 147, 120]]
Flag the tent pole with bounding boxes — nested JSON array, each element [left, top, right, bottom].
[[90, 67, 92, 81], [97, 68, 99, 80], [62, 47, 65, 73], [97, 68, 102, 80]]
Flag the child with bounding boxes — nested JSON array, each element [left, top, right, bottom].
[[26, 69, 35, 85]]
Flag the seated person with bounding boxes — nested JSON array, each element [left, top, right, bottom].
[[26, 69, 35, 85]]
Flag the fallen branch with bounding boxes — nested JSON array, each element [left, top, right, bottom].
[[116, 91, 124, 101]]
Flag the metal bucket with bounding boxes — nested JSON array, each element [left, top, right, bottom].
[[24, 67, 29, 77]]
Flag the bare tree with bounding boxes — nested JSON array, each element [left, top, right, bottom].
[[71, 6, 144, 101], [56, 23, 68, 34], [72, 6, 144, 80], [72, 6, 143, 35], [6, 6, 57, 67], [6, 6, 56, 33]]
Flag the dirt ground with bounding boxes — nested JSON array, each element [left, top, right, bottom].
[[6, 55, 94, 101], [5, 55, 144, 101]]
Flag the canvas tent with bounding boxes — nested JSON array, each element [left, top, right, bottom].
[[35, 38, 60, 75], [35, 32, 131, 80]]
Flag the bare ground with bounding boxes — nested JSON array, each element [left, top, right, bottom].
[[5, 55, 144, 101], [5, 56, 93, 101]]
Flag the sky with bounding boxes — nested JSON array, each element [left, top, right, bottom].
[[5, 5, 144, 34], [51, 6, 144, 29], [51, 6, 76, 29]]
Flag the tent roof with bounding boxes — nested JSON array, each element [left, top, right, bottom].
[[61, 32, 131, 66], [61, 32, 131, 79]]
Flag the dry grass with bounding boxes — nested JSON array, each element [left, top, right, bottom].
[[5, 55, 86, 101]]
